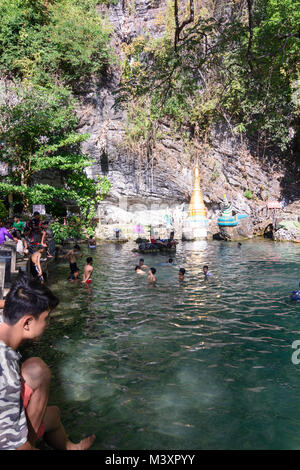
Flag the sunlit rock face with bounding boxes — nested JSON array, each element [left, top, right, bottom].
[[77, 1, 298, 241]]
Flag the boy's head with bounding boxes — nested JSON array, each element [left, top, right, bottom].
[[73, 244, 80, 251], [87, 257, 93, 264], [179, 268, 185, 276], [3, 274, 59, 335], [15, 230, 22, 240], [150, 267, 156, 275], [203, 265, 209, 274], [168, 258, 173, 263], [139, 258, 144, 266], [135, 266, 141, 271], [33, 211, 40, 218], [14, 215, 20, 222]]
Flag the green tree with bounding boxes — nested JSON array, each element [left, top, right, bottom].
[[0, 82, 111, 214], [0, 0, 112, 86]]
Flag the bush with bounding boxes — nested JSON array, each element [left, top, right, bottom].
[[244, 189, 253, 200]]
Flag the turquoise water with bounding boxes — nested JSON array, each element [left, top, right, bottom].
[[24, 239, 300, 449]]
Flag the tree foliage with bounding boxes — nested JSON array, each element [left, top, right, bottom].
[[0, 0, 112, 86], [117, 0, 300, 152], [0, 0, 113, 216]]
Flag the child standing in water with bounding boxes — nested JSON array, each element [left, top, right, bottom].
[[148, 267, 156, 283], [135, 266, 146, 275], [88, 235, 96, 249], [82, 257, 93, 285]]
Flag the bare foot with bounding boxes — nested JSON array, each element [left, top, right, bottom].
[[66, 434, 96, 450]]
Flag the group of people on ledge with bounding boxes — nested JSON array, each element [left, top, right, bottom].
[[0, 212, 55, 259]]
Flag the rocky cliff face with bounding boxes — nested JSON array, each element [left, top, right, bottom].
[[76, 0, 299, 241]]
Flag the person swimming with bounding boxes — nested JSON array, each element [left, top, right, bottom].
[[68, 268, 80, 282], [179, 267, 185, 281], [135, 265, 146, 275], [139, 258, 148, 269], [291, 282, 300, 301], [203, 265, 212, 277], [148, 267, 156, 282]]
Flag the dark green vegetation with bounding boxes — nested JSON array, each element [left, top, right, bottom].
[[0, 0, 112, 220], [118, 0, 300, 156]]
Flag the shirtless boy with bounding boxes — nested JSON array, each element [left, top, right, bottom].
[[65, 245, 81, 276], [82, 257, 93, 285], [148, 267, 157, 282], [0, 274, 95, 450]]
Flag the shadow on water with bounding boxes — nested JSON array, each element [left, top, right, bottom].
[[20, 240, 300, 450]]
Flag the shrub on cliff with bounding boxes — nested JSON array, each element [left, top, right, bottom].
[[0, 0, 112, 86]]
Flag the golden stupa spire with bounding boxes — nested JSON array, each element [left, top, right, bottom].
[[187, 163, 207, 218]]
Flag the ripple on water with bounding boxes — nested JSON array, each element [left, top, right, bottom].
[[44, 240, 300, 450]]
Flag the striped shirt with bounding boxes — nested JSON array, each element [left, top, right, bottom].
[[0, 341, 28, 449]]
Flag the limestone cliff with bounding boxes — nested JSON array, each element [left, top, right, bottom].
[[76, 0, 300, 241]]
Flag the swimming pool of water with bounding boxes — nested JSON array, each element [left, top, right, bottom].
[[23, 239, 300, 449]]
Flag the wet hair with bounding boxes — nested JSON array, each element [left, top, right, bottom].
[[139, 258, 144, 263], [150, 267, 156, 275], [87, 257, 93, 264], [3, 274, 59, 325], [203, 265, 209, 269], [168, 258, 173, 263], [179, 268, 185, 275]]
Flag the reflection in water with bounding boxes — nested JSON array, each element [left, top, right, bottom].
[[25, 239, 300, 450]]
